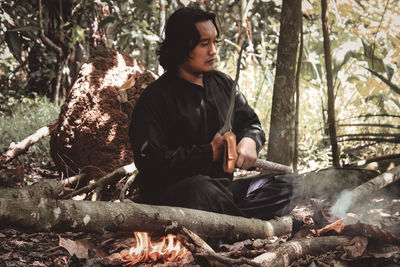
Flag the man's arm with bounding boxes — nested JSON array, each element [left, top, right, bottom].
[[233, 91, 266, 169]]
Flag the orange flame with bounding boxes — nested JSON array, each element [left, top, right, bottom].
[[125, 232, 188, 265]]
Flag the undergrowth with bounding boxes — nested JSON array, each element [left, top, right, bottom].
[[0, 94, 61, 167]]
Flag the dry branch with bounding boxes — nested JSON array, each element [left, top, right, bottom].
[[253, 235, 352, 267], [0, 180, 293, 243], [178, 226, 215, 254], [63, 162, 137, 199], [346, 153, 400, 168], [0, 120, 57, 165], [350, 164, 400, 200], [196, 251, 266, 267], [119, 170, 138, 202], [60, 173, 87, 187], [332, 164, 400, 217], [254, 158, 293, 173]]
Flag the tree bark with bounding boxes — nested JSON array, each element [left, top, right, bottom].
[[0, 120, 57, 165], [293, 15, 303, 173], [157, 0, 166, 75], [267, 0, 301, 166], [321, 0, 340, 166], [0, 180, 293, 243], [253, 236, 352, 267]]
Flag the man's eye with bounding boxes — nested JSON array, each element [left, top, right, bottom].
[[214, 39, 221, 44], [200, 42, 208, 46]]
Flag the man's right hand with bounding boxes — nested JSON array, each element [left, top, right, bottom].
[[211, 133, 224, 162]]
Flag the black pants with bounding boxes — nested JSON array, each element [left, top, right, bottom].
[[139, 173, 304, 220]]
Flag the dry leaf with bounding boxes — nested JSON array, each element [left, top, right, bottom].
[[343, 223, 400, 246], [342, 236, 368, 259], [316, 218, 344, 236], [59, 236, 107, 259]]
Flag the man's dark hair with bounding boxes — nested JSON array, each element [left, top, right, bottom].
[[158, 7, 220, 73]]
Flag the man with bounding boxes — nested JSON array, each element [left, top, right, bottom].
[[129, 7, 297, 220]]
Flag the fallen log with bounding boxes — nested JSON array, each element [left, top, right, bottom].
[[0, 179, 293, 243], [331, 164, 400, 217], [0, 120, 57, 165], [252, 235, 352, 267]]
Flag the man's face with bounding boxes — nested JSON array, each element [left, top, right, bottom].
[[180, 20, 218, 75]]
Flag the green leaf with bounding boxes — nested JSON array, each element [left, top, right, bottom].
[[72, 25, 85, 44], [99, 16, 115, 29], [361, 39, 386, 73], [134, 0, 153, 14], [117, 32, 131, 49]]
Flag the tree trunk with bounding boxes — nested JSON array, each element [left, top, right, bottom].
[[267, 0, 302, 166], [0, 180, 293, 243], [321, 0, 340, 166], [293, 17, 303, 173], [157, 0, 166, 75]]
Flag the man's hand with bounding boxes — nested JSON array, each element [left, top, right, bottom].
[[210, 133, 224, 162], [236, 137, 257, 170]]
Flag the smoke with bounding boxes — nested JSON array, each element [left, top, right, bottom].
[[330, 189, 353, 220]]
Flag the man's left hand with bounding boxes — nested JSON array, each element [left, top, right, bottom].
[[236, 137, 257, 170]]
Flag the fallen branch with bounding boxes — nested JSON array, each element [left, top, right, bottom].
[[119, 170, 138, 202], [345, 153, 400, 168], [178, 226, 266, 267], [332, 164, 400, 217], [0, 179, 293, 243], [196, 251, 265, 267], [0, 120, 57, 165], [60, 173, 87, 187], [253, 235, 352, 267], [63, 162, 137, 200], [178, 226, 215, 254]]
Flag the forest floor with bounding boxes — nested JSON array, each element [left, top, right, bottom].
[[1, 163, 400, 267]]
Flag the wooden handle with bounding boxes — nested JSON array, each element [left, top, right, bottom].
[[222, 132, 237, 173]]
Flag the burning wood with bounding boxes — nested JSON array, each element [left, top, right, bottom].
[[123, 232, 189, 265]]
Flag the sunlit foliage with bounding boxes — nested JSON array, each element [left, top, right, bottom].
[[0, 0, 399, 170]]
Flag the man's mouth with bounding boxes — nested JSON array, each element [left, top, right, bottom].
[[206, 58, 215, 64]]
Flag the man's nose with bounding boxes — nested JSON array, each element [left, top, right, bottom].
[[209, 43, 217, 55]]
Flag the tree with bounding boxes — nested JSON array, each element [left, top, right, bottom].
[[321, 0, 340, 166], [1, 0, 110, 102], [267, 0, 302, 166]]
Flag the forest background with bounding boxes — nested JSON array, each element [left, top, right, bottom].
[[0, 0, 399, 173]]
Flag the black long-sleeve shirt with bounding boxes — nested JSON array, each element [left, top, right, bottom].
[[129, 70, 266, 195]]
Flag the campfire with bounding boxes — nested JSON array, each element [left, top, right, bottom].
[[123, 232, 189, 265]]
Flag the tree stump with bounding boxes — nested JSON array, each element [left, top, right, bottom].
[[50, 48, 157, 180]]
